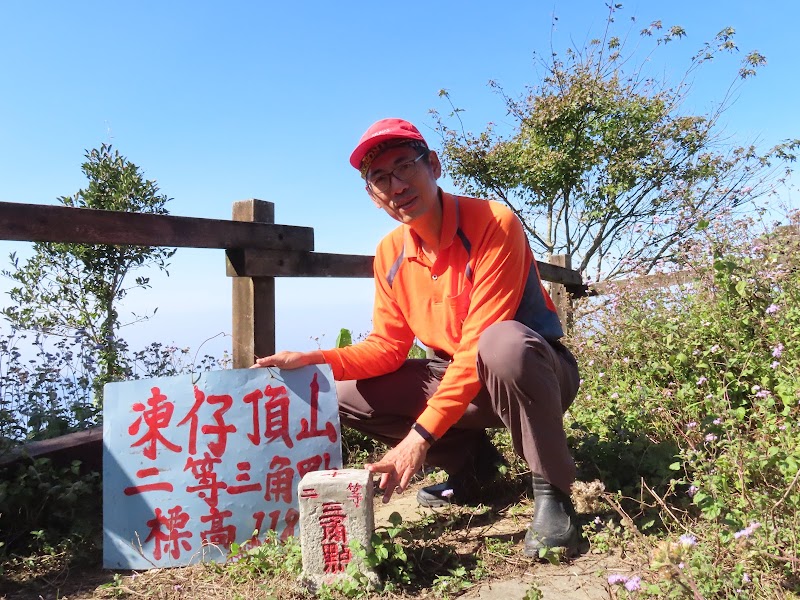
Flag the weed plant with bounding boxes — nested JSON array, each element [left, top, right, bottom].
[[0, 458, 101, 573], [570, 213, 800, 597]]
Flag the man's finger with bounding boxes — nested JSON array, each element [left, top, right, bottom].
[[380, 472, 396, 503], [399, 468, 413, 491], [365, 460, 392, 474]]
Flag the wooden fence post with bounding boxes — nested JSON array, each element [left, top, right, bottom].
[[231, 200, 276, 369], [549, 254, 573, 334]]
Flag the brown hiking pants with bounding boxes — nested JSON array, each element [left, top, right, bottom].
[[336, 320, 581, 495]]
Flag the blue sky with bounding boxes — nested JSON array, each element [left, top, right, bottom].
[[1, 1, 798, 358]]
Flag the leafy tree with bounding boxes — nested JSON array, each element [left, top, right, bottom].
[[433, 5, 799, 281], [3, 144, 175, 398]]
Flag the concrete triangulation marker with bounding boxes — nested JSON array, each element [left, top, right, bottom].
[[298, 468, 379, 591]]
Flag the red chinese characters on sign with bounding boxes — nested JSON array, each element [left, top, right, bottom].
[[178, 387, 237, 457], [185, 452, 227, 508], [297, 373, 337, 444], [264, 385, 294, 448], [243, 384, 294, 449], [124, 467, 174, 496], [200, 508, 236, 547], [226, 461, 262, 495], [265, 456, 294, 503], [145, 505, 193, 561], [297, 452, 333, 478], [128, 387, 183, 460], [319, 502, 351, 573]]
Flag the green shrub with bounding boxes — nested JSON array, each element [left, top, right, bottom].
[[0, 458, 101, 563], [571, 213, 800, 596]]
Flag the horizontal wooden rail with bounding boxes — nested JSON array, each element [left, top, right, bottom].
[[226, 248, 585, 287], [226, 249, 374, 278], [588, 269, 696, 296], [0, 201, 314, 251], [0, 426, 102, 467]]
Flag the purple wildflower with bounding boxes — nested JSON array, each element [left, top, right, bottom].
[[625, 576, 642, 592], [608, 574, 628, 585], [734, 521, 761, 539], [679, 534, 697, 546], [772, 344, 784, 358], [742, 573, 751, 584], [771, 361, 780, 369], [765, 304, 780, 315], [688, 485, 699, 497], [704, 433, 718, 442], [696, 376, 708, 386], [713, 417, 722, 425], [755, 389, 772, 398], [686, 421, 698, 430]]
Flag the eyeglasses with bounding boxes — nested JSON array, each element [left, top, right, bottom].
[[366, 153, 428, 194]]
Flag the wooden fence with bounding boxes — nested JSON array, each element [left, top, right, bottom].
[[0, 199, 586, 368]]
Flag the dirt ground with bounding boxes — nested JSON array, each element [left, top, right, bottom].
[[373, 489, 634, 600], [0, 479, 636, 600]]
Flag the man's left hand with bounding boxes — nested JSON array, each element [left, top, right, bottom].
[[365, 428, 430, 504]]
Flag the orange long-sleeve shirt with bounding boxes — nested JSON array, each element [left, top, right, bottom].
[[321, 191, 561, 439]]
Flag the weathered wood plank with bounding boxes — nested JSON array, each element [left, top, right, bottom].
[[0, 426, 102, 468], [549, 255, 573, 332], [231, 200, 277, 368], [588, 269, 695, 297], [536, 261, 584, 287], [226, 249, 375, 278], [0, 201, 314, 251]]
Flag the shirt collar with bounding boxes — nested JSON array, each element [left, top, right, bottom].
[[402, 189, 458, 259]]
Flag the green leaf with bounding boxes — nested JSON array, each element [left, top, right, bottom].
[[335, 328, 352, 348]]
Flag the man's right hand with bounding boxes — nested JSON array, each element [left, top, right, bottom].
[[251, 350, 324, 370]]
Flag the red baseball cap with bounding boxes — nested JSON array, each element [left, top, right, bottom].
[[349, 118, 428, 171]]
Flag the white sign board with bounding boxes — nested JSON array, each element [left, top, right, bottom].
[[103, 366, 342, 569]]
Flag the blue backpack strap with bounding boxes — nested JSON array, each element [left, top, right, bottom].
[[453, 197, 473, 282], [386, 249, 404, 288]]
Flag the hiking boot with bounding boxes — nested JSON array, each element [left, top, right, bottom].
[[416, 435, 507, 508], [523, 475, 580, 558]]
